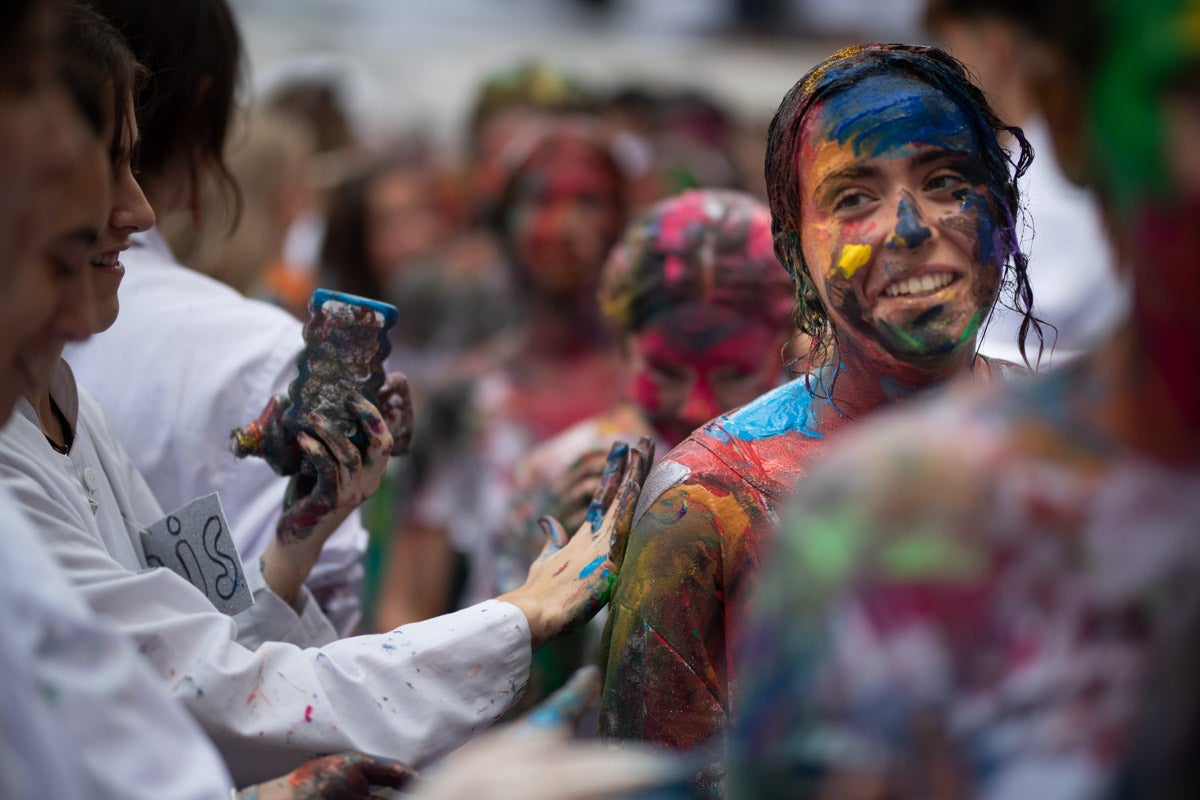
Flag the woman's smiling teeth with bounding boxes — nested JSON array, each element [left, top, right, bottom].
[[883, 272, 955, 298], [90, 251, 119, 268]]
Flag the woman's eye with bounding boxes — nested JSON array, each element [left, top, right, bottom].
[[648, 362, 688, 382], [833, 190, 871, 212], [925, 171, 966, 192]]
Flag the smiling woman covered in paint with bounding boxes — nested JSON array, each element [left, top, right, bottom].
[[598, 43, 1042, 760], [727, 1, 1200, 797]]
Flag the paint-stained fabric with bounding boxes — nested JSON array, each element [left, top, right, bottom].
[[727, 358, 1200, 799], [2, 361, 335, 649], [64, 228, 366, 634], [598, 377, 832, 751], [0, 360, 533, 786], [0, 484, 235, 800]]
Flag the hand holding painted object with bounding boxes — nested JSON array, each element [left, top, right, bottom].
[[231, 289, 410, 541]]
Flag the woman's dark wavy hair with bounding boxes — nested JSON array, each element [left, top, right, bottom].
[[59, 1, 145, 162], [765, 43, 1044, 370], [87, 0, 242, 215]]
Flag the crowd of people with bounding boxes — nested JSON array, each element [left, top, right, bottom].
[[1, 0, 1195, 797]]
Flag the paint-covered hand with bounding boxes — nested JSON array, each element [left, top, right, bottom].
[[262, 392, 393, 603], [277, 392, 393, 541], [413, 665, 674, 800], [548, 447, 610, 533], [238, 751, 417, 800], [377, 372, 413, 456], [498, 437, 654, 649]]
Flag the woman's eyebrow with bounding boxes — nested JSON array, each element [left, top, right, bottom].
[[814, 163, 880, 204]]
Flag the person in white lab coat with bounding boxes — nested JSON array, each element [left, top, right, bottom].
[[0, 3, 415, 798], [62, 0, 369, 635], [0, 0, 653, 787]]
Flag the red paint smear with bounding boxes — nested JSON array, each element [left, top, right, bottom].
[[304, 704, 313, 722]]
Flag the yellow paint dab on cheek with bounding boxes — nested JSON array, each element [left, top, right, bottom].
[[837, 243, 872, 278]]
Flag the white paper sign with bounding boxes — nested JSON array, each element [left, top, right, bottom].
[[140, 493, 254, 616]]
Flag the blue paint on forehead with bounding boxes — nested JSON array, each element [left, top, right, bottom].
[[812, 73, 979, 159]]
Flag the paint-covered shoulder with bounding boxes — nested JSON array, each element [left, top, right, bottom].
[[705, 377, 823, 445]]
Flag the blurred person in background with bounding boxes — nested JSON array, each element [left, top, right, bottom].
[[601, 84, 750, 211], [372, 62, 605, 627], [160, 107, 320, 318], [318, 141, 507, 630], [383, 114, 633, 628], [496, 188, 797, 714]]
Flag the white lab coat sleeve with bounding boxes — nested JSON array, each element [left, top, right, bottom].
[[0, 486, 235, 800], [235, 555, 339, 649], [5, 465, 530, 787]]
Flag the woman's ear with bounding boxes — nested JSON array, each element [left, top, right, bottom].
[[1028, 42, 1092, 187]]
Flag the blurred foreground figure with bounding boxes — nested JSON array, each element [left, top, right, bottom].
[[730, 1, 1200, 798]]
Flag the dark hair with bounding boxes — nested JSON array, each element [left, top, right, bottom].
[[0, 0, 49, 52], [2, 1, 63, 107], [319, 143, 439, 301], [86, 0, 242, 204], [765, 43, 1043, 369], [58, 1, 143, 161]]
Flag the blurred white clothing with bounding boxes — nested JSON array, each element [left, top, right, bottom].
[[0, 484, 235, 800], [978, 115, 1129, 367]]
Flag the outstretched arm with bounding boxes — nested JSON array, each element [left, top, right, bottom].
[[499, 437, 654, 650]]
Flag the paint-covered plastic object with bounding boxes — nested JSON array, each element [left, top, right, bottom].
[[230, 289, 398, 475]]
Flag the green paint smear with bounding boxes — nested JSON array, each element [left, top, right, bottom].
[[788, 507, 869, 586], [877, 530, 988, 581], [958, 309, 983, 346], [880, 321, 927, 353]]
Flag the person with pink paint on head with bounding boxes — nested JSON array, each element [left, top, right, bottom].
[[492, 188, 796, 712]]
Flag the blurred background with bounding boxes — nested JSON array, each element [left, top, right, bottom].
[[187, 0, 1060, 637], [231, 0, 925, 154]]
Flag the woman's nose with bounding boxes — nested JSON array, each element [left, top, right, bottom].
[[885, 192, 931, 251]]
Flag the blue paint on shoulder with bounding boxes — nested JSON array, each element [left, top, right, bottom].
[[707, 378, 824, 443]]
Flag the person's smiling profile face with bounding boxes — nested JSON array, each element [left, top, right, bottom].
[[796, 73, 1004, 366]]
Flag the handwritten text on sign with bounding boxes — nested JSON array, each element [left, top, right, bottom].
[[140, 493, 253, 616]]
